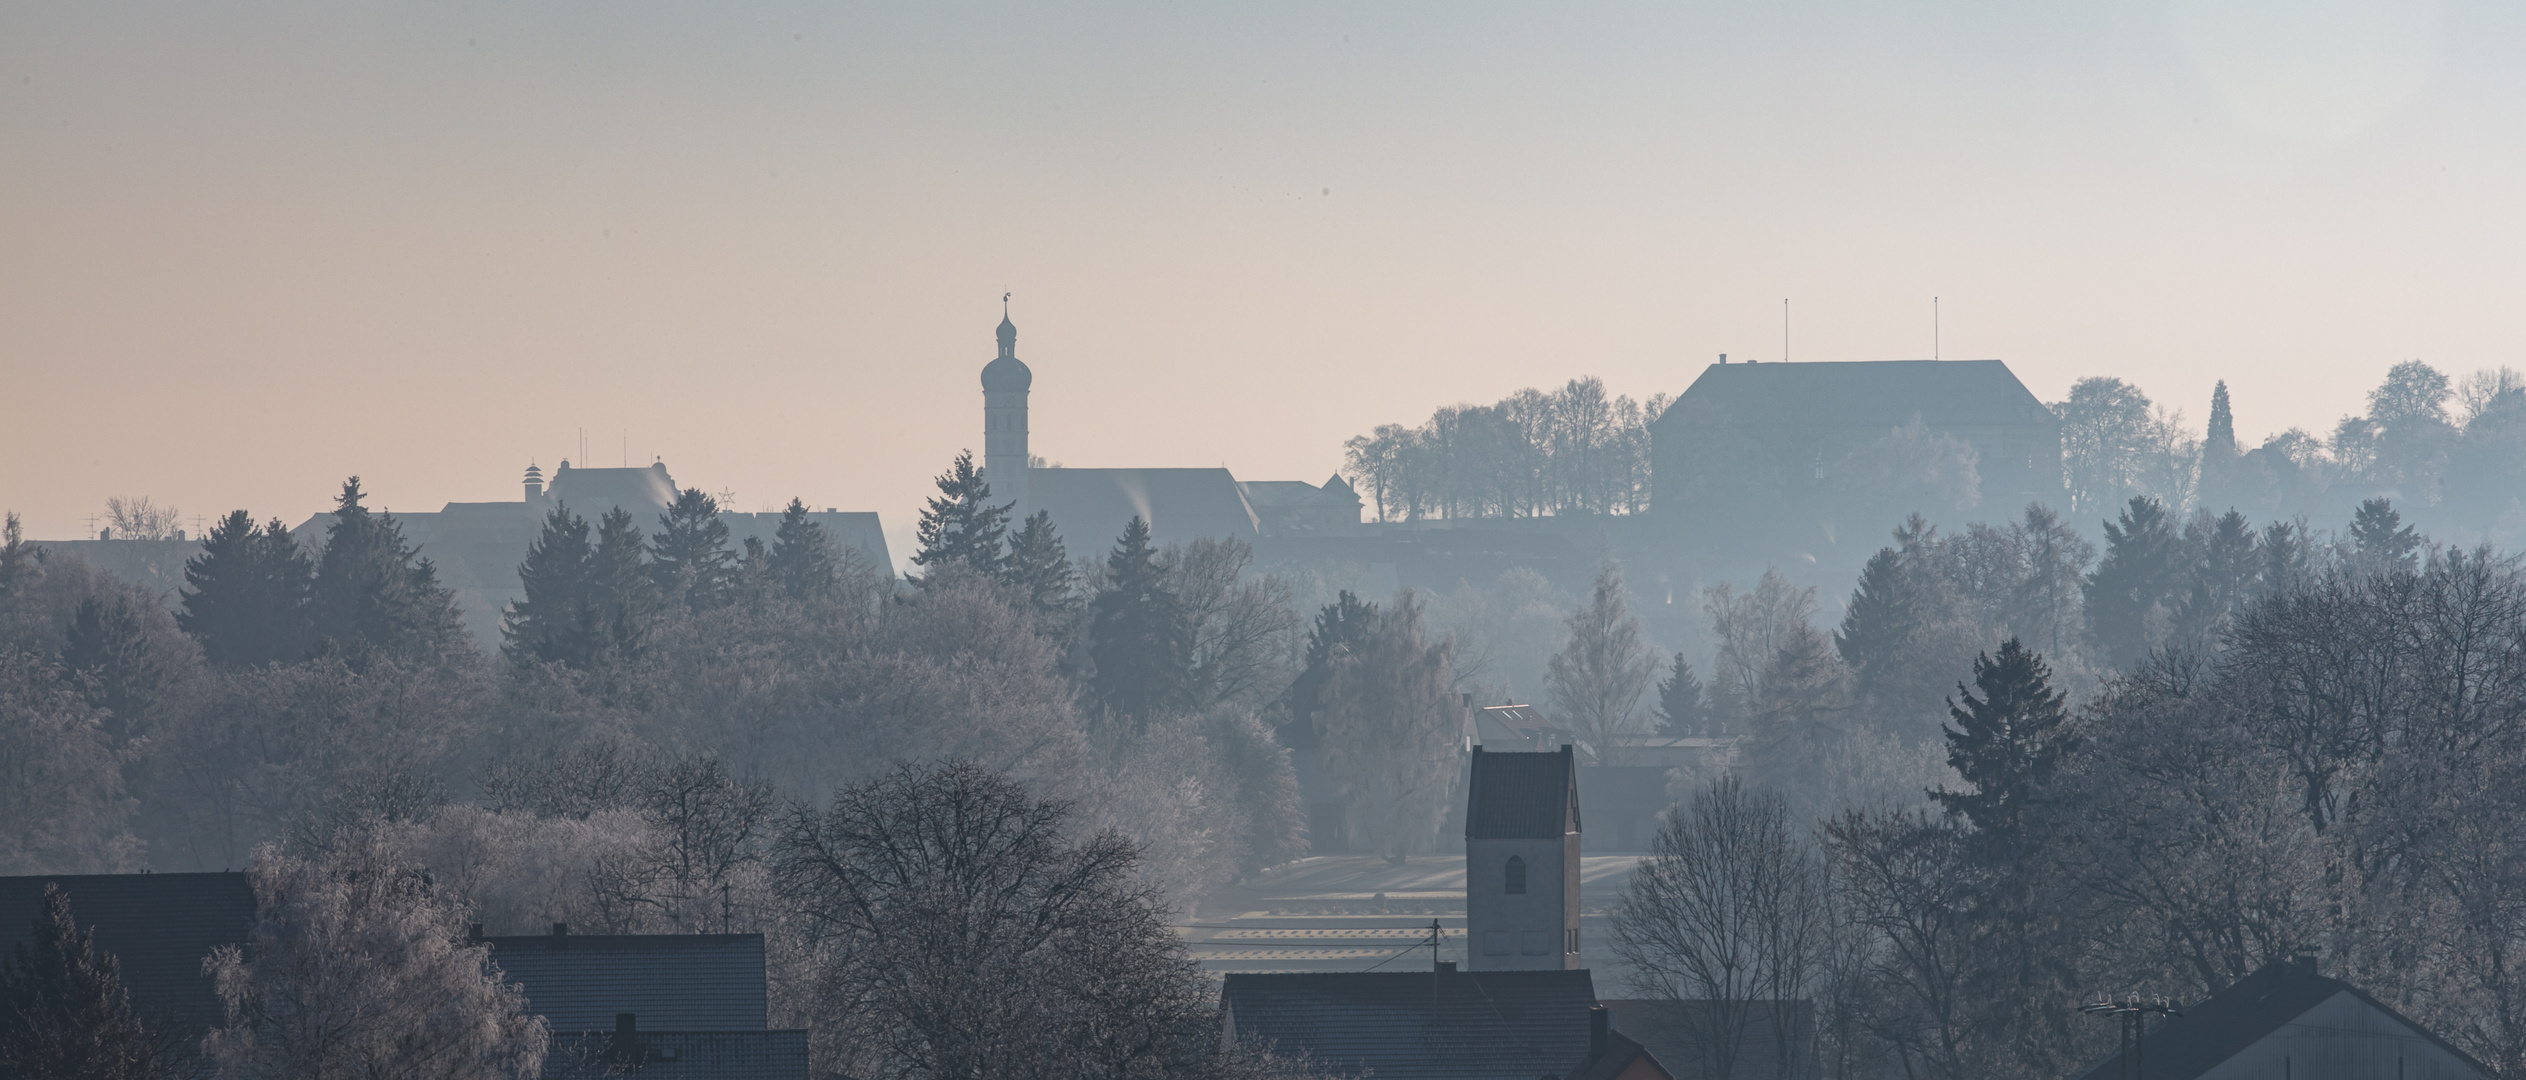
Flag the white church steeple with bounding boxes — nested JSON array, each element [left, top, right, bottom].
[[979, 294, 1032, 516]]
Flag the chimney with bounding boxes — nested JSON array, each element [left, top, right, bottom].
[[552, 922, 568, 937], [1589, 1005, 1609, 1063], [607, 1013, 640, 1067], [467, 923, 483, 941], [1719, 353, 1727, 364]]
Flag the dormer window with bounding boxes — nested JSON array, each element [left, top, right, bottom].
[[1505, 855, 1527, 895]]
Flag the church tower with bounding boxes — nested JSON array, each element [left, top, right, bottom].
[[980, 299, 1032, 515], [1463, 745, 1582, 971]]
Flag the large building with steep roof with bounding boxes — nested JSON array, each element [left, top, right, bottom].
[[972, 310, 1358, 549]]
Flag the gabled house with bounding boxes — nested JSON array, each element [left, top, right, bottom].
[[2065, 956, 2488, 1080], [1221, 966, 1601, 1080], [480, 927, 808, 1080]]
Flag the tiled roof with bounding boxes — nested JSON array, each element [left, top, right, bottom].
[[2068, 958, 2490, 1080], [1466, 747, 1579, 840], [1598, 1000, 1814, 1080], [0, 873, 256, 1037], [546, 1029, 809, 1080], [1657, 359, 2056, 433], [483, 934, 768, 1032], [1222, 969, 1599, 1080]]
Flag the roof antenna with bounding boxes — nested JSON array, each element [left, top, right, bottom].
[[1782, 298, 1789, 362], [1934, 296, 1940, 360]]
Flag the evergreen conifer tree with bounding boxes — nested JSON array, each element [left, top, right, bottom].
[[0, 512, 37, 601], [766, 498, 839, 602], [2259, 519, 2309, 599], [58, 597, 167, 739], [0, 885, 169, 1080], [2170, 510, 2259, 653], [1002, 510, 1077, 619], [2083, 496, 2181, 668], [911, 451, 1010, 584], [1930, 638, 2072, 856], [591, 507, 658, 659], [178, 511, 312, 667], [2206, 380, 2237, 458], [1279, 590, 1380, 749], [1652, 652, 1708, 736], [503, 504, 600, 668], [1834, 546, 1918, 700], [2350, 497, 2422, 574], [651, 487, 738, 611], [1087, 516, 1191, 734], [309, 478, 468, 664]]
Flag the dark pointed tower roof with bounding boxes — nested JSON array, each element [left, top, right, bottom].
[[982, 306, 1032, 391]]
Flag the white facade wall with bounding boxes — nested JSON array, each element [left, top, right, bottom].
[[1464, 836, 1580, 971]]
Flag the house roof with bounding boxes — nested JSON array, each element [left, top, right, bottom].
[[543, 462, 680, 518], [1656, 360, 2056, 434], [1239, 480, 1348, 508], [0, 873, 256, 1036], [1599, 1000, 1815, 1080], [545, 1029, 810, 1080], [1565, 1029, 1673, 1080], [482, 933, 769, 1032], [1027, 467, 1261, 545], [2067, 957, 2491, 1080], [1466, 746, 1580, 840], [1221, 968, 1600, 1080]]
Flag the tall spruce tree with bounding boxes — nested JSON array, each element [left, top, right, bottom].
[[591, 507, 658, 658], [178, 511, 312, 668], [1834, 546, 1919, 700], [911, 451, 1010, 584], [0, 886, 169, 1080], [2260, 519, 2310, 599], [309, 478, 467, 664], [58, 597, 168, 741], [2350, 497, 2422, 574], [2083, 496, 2181, 669], [1002, 510, 1078, 619], [2206, 380, 2237, 458], [1930, 638, 2072, 856], [766, 498, 838, 602], [1280, 590, 1380, 749], [1652, 652, 1708, 736], [503, 504, 600, 668], [1087, 516, 1191, 734], [652, 487, 738, 611], [2170, 509, 2259, 654]]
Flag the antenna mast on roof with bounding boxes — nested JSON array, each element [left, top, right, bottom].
[[1782, 298, 1789, 362], [1934, 297, 1940, 360]]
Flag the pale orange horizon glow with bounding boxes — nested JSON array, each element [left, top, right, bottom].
[[8, 1, 2522, 566]]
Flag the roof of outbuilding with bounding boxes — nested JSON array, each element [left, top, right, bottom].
[[1598, 1000, 1813, 1080], [545, 1029, 810, 1080], [1564, 1028, 1673, 1080], [1466, 746, 1580, 840], [1222, 969, 1600, 1080], [483, 933, 769, 1032], [1656, 359, 2056, 433], [0, 873, 256, 1037], [2067, 957, 2491, 1080]]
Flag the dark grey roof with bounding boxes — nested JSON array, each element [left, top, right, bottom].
[[1655, 360, 2056, 433], [1565, 1028, 1672, 1080], [1599, 1000, 1815, 1080], [546, 1029, 809, 1080], [1221, 969, 1600, 1080], [2068, 958, 2489, 1080], [0, 873, 256, 1036], [483, 934, 768, 1032], [1466, 747, 1580, 840], [544, 463, 679, 518], [1026, 467, 1261, 545]]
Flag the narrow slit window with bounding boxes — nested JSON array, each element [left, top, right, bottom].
[[1505, 855, 1527, 895]]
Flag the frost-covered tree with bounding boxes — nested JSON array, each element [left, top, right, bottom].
[[1546, 565, 1655, 764], [1316, 591, 1458, 860]]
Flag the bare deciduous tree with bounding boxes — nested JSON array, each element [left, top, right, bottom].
[[1316, 590, 1459, 860], [1546, 565, 1655, 765], [1615, 776, 1829, 1080]]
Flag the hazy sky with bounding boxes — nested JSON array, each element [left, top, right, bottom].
[[7, 0, 2522, 563]]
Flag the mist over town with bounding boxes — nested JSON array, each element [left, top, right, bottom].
[[9, 4, 2526, 1080]]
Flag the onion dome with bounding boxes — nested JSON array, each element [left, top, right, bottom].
[[982, 314, 1032, 391]]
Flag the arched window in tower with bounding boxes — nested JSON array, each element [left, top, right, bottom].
[[1504, 855, 1527, 895]]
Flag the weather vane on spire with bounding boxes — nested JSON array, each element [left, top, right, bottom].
[[1003, 291, 1011, 313]]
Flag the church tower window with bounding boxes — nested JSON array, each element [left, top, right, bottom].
[[1504, 855, 1527, 895]]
